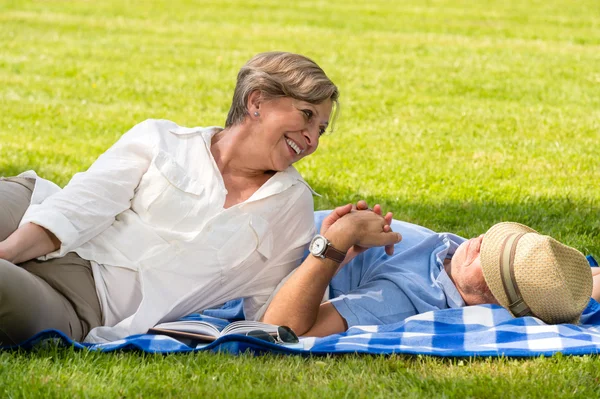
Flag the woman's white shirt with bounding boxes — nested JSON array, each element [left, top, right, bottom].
[[19, 119, 316, 343]]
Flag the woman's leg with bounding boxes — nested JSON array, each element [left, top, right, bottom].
[[0, 258, 85, 345], [0, 177, 35, 241], [20, 254, 103, 341], [0, 256, 102, 346], [0, 177, 102, 345]]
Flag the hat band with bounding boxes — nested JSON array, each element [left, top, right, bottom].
[[499, 232, 532, 317]]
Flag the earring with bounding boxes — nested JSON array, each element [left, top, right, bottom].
[[253, 111, 260, 117]]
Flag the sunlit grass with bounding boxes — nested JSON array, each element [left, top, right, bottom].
[[1, 0, 599, 397]]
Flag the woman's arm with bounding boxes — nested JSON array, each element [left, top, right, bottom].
[[262, 204, 401, 336], [0, 119, 163, 263], [0, 223, 59, 263]]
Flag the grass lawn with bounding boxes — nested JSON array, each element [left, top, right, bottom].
[[1, 0, 600, 397]]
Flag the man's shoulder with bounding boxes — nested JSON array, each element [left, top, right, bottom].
[[389, 219, 437, 238], [346, 226, 466, 287]]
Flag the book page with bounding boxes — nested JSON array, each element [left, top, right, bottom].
[[221, 320, 281, 336], [147, 328, 218, 343], [151, 320, 221, 337]]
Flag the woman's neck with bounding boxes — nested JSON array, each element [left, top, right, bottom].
[[211, 125, 268, 179], [211, 125, 274, 208]]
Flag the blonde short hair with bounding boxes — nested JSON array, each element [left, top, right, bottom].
[[225, 52, 339, 129]]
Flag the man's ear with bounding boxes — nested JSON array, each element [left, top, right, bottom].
[[247, 90, 262, 114]]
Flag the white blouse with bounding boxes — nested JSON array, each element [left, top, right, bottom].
[[19, 119, 316, 343]]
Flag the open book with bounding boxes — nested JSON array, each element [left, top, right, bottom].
[[148, 319, 299, 344]]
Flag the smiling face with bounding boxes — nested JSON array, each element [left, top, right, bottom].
[[446, 234, 498, 306], [251, 95, 333, 171]]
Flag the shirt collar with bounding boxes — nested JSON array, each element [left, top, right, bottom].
[[245, 166, 319, 203], [168, 125, 320, 200], [434, 233, 467, 309], [436, 268, 465, 308], [169, 125, 222, 139]]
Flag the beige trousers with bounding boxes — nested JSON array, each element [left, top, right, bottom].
[[0, 177, 102, 346]]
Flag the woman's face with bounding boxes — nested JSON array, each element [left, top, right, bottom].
[[253, 96, 333, 171]]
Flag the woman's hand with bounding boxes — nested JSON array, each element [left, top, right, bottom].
[[319, 203, 353, 236], [353, 200, 395, 256], [326, 209, 401, 250], [320, 202, 401, 264]]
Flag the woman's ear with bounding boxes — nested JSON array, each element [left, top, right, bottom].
[[247, 90, 262, 115]]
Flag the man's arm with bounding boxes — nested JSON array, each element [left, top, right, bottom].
[[261, 204, 401, 336], [261, 244, 344, 336], [301, 302, 347, 337]]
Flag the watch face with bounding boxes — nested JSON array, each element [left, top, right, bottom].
[[310, 236, 326, 255]]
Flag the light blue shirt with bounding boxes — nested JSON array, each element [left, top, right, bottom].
[[313, 211, 466, 328], [205, 212, 467, 326]]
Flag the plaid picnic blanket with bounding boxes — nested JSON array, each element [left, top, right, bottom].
[[4, 256, 599, 357], [4, 299, 600, 357]]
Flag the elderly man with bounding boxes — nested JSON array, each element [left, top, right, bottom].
[[260, 203, 595, 337]]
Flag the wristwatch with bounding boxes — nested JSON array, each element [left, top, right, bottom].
[[309, 234, 346, 263]]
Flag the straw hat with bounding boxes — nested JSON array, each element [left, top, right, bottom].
[[480, 222, 592, 324]]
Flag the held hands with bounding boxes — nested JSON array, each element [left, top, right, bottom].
[[320, 200, 401, 261]]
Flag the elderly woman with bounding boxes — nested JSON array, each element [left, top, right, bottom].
[[0, 52, 338, 345]]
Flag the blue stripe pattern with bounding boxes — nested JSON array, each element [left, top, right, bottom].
[[2, 300, 600, 357], [3, 256, 599, 357]]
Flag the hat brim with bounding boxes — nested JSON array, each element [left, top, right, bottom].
[[481, 222, 592, 325], [480, 222, 538, 313]]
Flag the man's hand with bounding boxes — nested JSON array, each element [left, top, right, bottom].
[[264, 202, 400, 336], [326, 210, 401, 250], [320, 203, 354, 237], [321, 204, 401, 264], [320, 201, 399, 263], [353, 200, 395, 256]]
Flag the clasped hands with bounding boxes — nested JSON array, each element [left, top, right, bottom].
[[320, 200, 402, 265]]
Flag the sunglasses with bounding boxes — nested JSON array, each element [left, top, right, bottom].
[[245, 326, 299, 344]]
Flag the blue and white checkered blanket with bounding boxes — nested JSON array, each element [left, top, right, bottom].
[[5, 299, 600, 357], [4, 255, 599, 357]]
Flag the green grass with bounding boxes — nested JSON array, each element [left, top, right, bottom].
[[1, 346, 599, 398], [1, 0, 599, 397]]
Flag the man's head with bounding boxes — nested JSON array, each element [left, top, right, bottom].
[[446, 222, 592, 324], [446, 234, 498, 306]]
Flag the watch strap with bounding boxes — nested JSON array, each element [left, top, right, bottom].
[[323, 243, 346, 263]]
